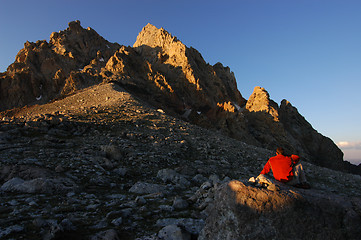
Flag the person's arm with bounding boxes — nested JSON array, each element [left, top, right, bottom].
[[291, 155, 300, 165], [260, 161, 271, 175]]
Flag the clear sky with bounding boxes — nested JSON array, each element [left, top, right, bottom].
[[1, 0, 360, 164]]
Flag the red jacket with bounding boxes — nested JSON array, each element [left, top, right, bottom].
[[260, 154, 300, 182]]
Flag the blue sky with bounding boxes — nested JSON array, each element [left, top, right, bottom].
[[1, 0, 360, 164]]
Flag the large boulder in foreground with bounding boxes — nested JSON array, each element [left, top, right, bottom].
[[199, 180, 361, 240]]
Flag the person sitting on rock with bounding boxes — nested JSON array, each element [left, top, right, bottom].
[[259, 147, 310, 189]]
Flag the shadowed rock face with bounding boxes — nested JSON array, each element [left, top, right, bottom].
[[244, 87, 344, 170], [279, 99, 344, 169], [199, 180, 361, 240], [0, 21, 354, 173]]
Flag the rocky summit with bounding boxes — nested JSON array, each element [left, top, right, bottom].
[[0, 21, 360, 239]]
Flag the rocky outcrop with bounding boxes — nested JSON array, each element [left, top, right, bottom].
[[0, 20, 119, 111], [0, 21, 245, 126], [242, 87, 345, 170], [199, 180, 361, 240], [246, 86, 279, 120], [123, 23, 246, 116], [279, 99, 344, 169], [242, 86, 290, 150]]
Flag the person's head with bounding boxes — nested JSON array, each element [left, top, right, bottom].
[[276, 147, 284, 155]]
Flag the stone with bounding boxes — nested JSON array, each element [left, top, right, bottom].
[[156, 218, 204, 236], [159, 205, 174, 212], [90, 229, 120, 240], [129, 182, 168, 195], [1, 177, 25, 192], [192, 174, 207, 185], [135, 196, 147, 205], [61, 218, 76, 231], [0, 177, 76, 193], [158, 225, 191, 240], [208, 174, 220, 184], [101, 145, 123, 161], [42, 220, 64, 240], [200, 181, 212, 190], [91, 219, 108, 230], [172, 197, 189, 210], [157, 168, 190, 188], [0, 225, 24, 239], [111, 217, 123, 226], [55, 165, 65, 173], [33, 218, 47, 228], [113, 167, 127, 177]]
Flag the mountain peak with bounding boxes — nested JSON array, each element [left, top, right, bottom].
[[246, 86, 279, 121], [67, 20, 82, 32], [0, 21, 352, 175], [134, 23, 180, 49]]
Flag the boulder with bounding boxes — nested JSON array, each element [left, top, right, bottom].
[[0, 177, 76, 194], [172, 197, 189, 210], [90, 229, 120, 240], [158, 225, 191, 240], [0, 225, 24, 239], [101, 145, 124, 161], [157, 168, 190, 188], [199, 180, 361, 240], [129, 181, 168, 195], [156, 218, 204, 236]]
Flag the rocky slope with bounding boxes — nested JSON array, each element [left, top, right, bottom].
[[0, 83, 360, 239], [1, 20, 357, 174]]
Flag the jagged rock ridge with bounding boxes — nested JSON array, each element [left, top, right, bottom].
[[0, 20, 120, 110], [1, 21, 357, 174], [1, 36, 361, 239]]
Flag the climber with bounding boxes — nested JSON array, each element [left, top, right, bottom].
[[259, 147, 311, 189]]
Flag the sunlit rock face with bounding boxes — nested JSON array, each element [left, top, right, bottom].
[[0, 20, 120, 111], [0, 21, 352, 173], [246, 86, 279, 121], [131, 23, 246, 114], [199, 180, 361, 240]]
